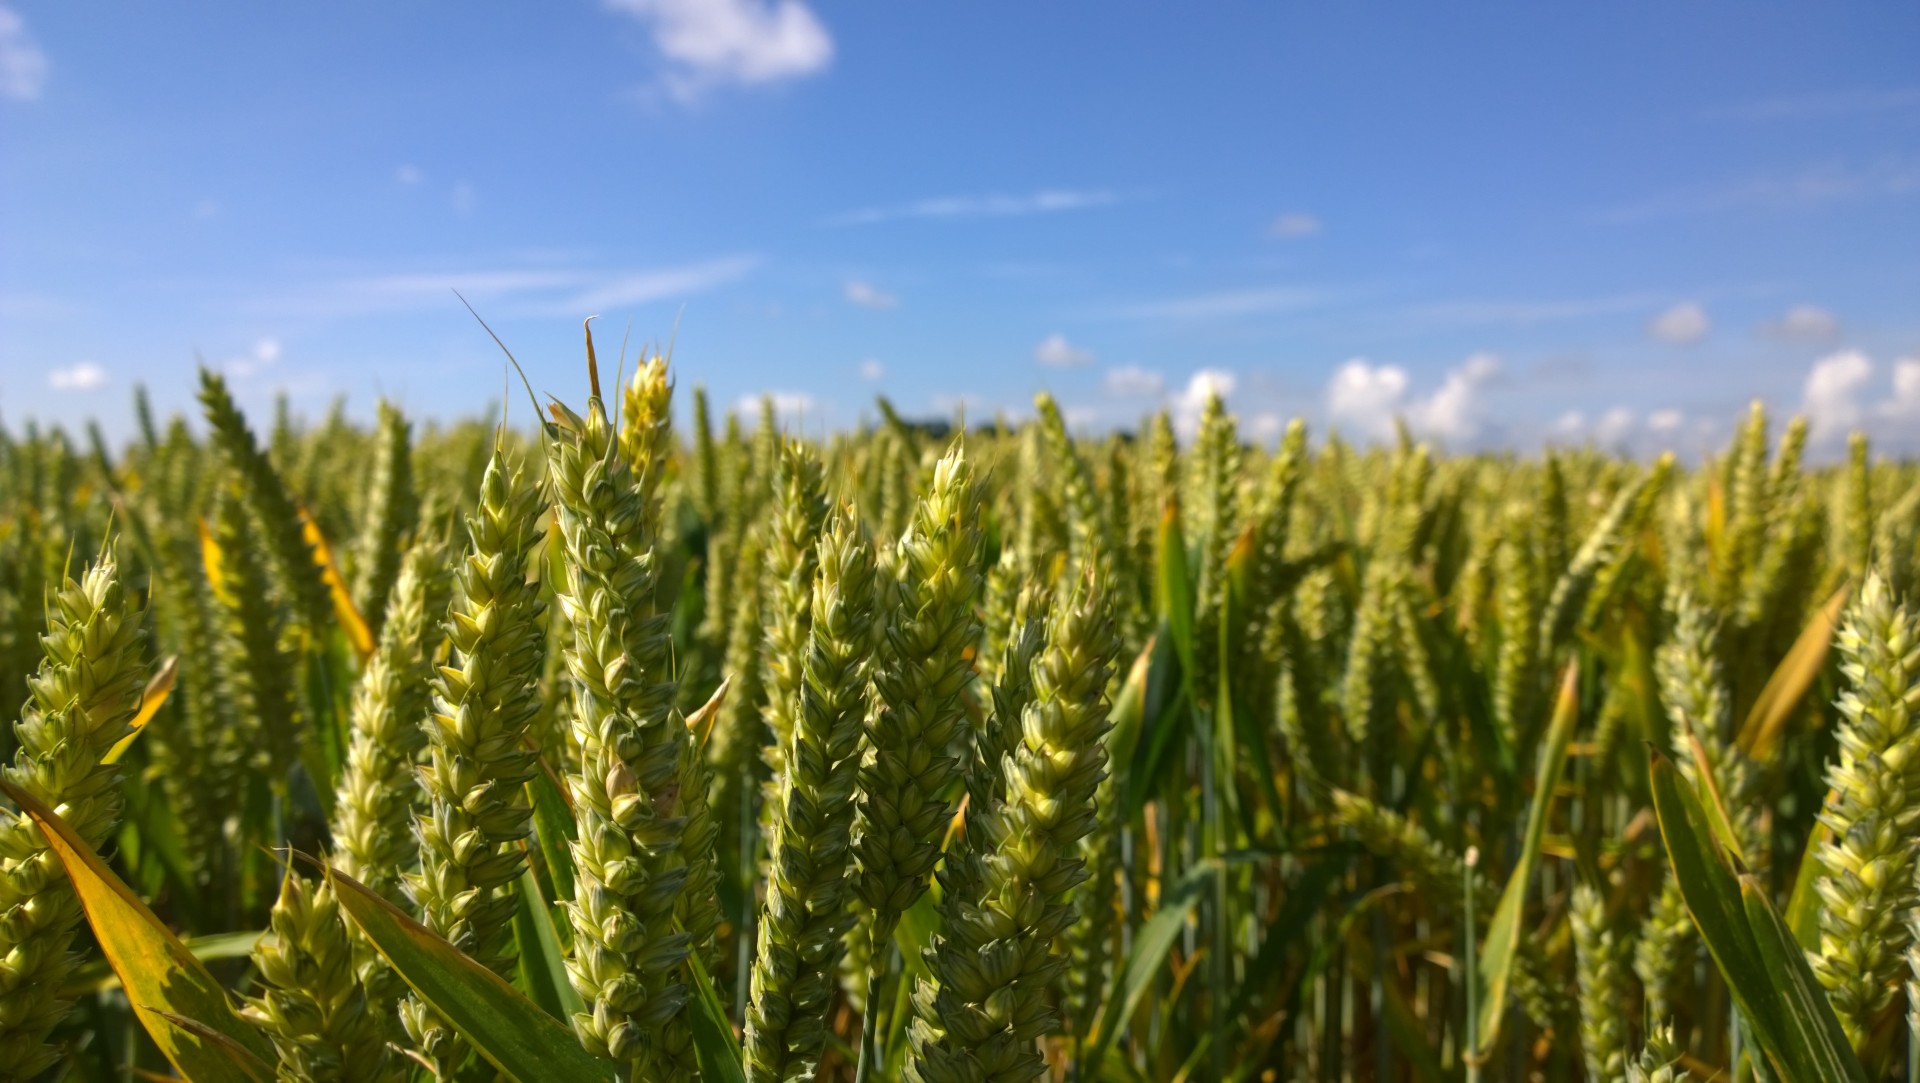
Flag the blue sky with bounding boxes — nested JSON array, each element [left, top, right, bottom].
[[3, 2, 1918, 455]]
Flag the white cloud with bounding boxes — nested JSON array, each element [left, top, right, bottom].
[[1648, 408, 1685, 433], [1553, 410, 1586, 438], [451, 182, 477, 215], [192, 199, 221, 220], [1409, 353, 1501, 442], [1595, 407, 1637, 446], [0, 6, 48, 101], [48, 361, 106, 391], [738, 390, 819, 426], [1326, 359, 1410, 443], [1104, 365, 1164, 397], [1173, 369, 1238, 436], [843, 279, 898, 310], [1801, 349, 1873, 441], [1034, 333, 1094, 368], [1648, 302, 1709, 345], [1890, 358, 1920, 420], [1325, 353, 1501, 445], [226, 338, 283, 378], [608, 0, 832, 100], [396, 164, 425, 186], [828, 189, 1119, 226], [1763, 304, 1840, 340], [858, 358, 885, 381], [1269, 212, 1321, 239]]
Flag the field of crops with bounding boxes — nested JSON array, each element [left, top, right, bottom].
[[1, 336, 1917, 1082]]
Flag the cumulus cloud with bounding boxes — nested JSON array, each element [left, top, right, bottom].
[[858, 358, 885, 381], [1034, 333, 1094, 368], [1104, 365, 1164, 397], [1801, 349, 1874, 441], [607, 0, 832, 101], [1268, 212, 1322, 239], [451, 182, 478, 215], [1648, 302, 1710, 345], [1648, 408, 1685, 433], [1325, 353, 1501, 445], [843, 279, 898, 310], [1411, 352, 1501, 442], [0, 6, 48, 101], [1763, 304, 1840, 341], [1595, 407, 1637, 446], [1172, 369, 1237, 436], [1891, 357, 1920, 420], [48, 361, 106, 391], [396, 164, 425, 186], [1326, 360, 1410, 443]]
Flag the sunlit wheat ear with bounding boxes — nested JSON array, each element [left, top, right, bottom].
[[245, 867, 406, 1083], [850, 442, 985, 953], [762, 441, 828, 783], [399, 447, 546, 1073], [349, 400, 419, 637], [907, 565, 1117, 1083], [332, 536, 448, 905], [546, 382, 694, 1079], [0, 547, 147, 1080], [197, 367, 332, 633], [1570, 882, 1629, 1083], [1811, 573, 1920, 1051], [1627, 1020, 1692, 1083], [745, 508, 881, 1083]]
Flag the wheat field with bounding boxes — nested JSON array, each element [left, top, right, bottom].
[[1, 337, 1917, 1081]]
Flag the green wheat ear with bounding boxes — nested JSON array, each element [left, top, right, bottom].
[[400, 446, 546, 1072], [907, 564, 1118, 1083], [0, 546, 148, 1081], [547, 382, 693, 1078], [851, 441, 985, 951], [745, 507, 882, 1083], [245, 866, 406, 1083], [1812, 573, 1920, 1052]]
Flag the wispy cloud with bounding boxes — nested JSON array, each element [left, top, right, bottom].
[[1101, 285, 1322, 321], [48, 361, 106, 391], [827, 188, 1121, 227], [1409, 293, 1661, 327], [558, 257, 763, 313], [1606, 158, 1920, 221], [606, 0, 832, 102], [843, 279, 898, 310], [0, 5, 48, 102], [243, 256, 761, 319], [1698, 87, 1920, 123]]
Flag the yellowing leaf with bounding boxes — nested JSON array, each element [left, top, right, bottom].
[[0, 778, 274, 1083], [1738, 580, 1850, 762], [104, 655, 177, 766], [298, 505, 374, 659], [198, 517, 235, 607]]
